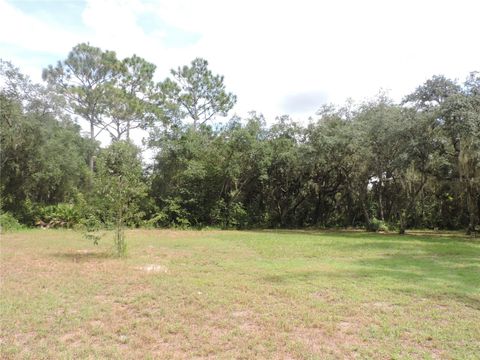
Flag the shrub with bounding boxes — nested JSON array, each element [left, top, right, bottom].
[[37, 203, 79, 228], [0, 212, 24, 232], [367, 217, 389, 232], [150, 197, 192, 228], [211, 199, 248, 229], [145, 212, 168, 228], [79, 214, 104, 245]]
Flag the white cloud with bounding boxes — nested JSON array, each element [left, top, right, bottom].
[[0, 0, 81, 55], [2, 0, 480, 124], [81, 0, 161, 59], [138, 0, 480, 120], [0, 0, 85, 81]]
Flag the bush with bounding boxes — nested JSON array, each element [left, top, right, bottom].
[[211, 199, 248, 229], [145, 212, 168, 228], [0, 212, 24, 232], [79, 214, 104, 246], [367, 217, 389, 232], [151, 198, 192, 228], [37, 203, 80, 228]]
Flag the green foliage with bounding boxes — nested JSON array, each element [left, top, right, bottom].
[[37, 203, 79, 228], [80, 214, 104, 245], [148, 198, 191, 229], [145, 212, 168, 228], [42, 43, 121, 139], [105, 55, 158, 141], [148, 76, 479, 233], [2, 53, 479, 235], [43, 44, 161, 146], [367, 217, 390, 232], [157, 57, 237, 128], [0, 212, 23, 232], [93, 141, 147, 255], [211, 199, 248, 229], [1, 61, 91, 224]]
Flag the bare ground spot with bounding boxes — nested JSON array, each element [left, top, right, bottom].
[[59, 332, 79, 344], [13, 332, 37, 346], [228, 310, 260, 331], [312, 289, 337, 303], [371, 301, 395, 309], [294, 323, 363, 359], [89, 320, 104, 328], [231, 310, 250, 318], [135, 264, 169, 273]]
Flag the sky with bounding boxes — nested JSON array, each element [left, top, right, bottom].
[[1, 0, 480, 147]]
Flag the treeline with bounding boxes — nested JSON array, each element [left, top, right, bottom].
[[1, 44, 479, 234]]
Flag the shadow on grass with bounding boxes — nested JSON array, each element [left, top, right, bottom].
[[354, 252, 479, 287], [453, 294, 480, 310], [260, 259, 479, 310], [52, 250, 113, 262], [257, 232, 479, 308], [340, 238, 480, 257], [353, 254, 480, 309], [262, 270, 325, 284], [250, 229, 478, 244]]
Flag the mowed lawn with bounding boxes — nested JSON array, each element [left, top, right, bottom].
[[1, 230, 479, 359]]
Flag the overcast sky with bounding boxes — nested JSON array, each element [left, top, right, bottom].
[[1, 0, 479, 135]]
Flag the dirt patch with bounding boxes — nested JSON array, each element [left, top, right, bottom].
[[76, 249, 93, 254], [13, 332, 36, 345], [294, 322, 363, 359], [312, 290, 336, 303], [135, 264, 168, 273], [229, 310, 261, 332], [59, 332, 78, 344], [231, 310, 250, 318], [372, 301, 394, 308], [89, 320, 104, 327]]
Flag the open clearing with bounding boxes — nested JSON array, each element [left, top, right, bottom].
[[1, 229, 479, 359]]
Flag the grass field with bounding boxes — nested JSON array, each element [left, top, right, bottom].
[[1, 229, 479, 359]]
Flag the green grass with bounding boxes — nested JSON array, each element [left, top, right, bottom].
[[1, 229, 479, 359]]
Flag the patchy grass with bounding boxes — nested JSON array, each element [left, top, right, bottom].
[[1, 229, 479, 359]]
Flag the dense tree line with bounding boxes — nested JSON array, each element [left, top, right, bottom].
[[1, 44, 479, 235]]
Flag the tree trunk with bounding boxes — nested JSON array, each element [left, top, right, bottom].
[[115, 206, 126, 256], [363, 204, 372, 231], [116, 121, 121, 141], [466, 184, 478, 235], [399, 209, 407, 235], [360, 183, 372, 231], [314, 190, 322, 225], [378, 175, 385, 221], [89, 120, 95, 171]]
